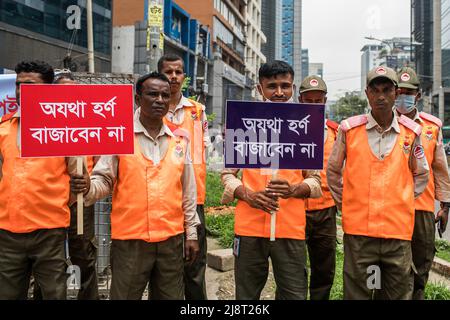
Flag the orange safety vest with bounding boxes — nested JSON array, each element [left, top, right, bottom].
[[0, 116, 70, 233], [164, 99, 206, 204], [341, 115, 421, 241], [415, 112, 441, 212], [306, 119, 338, 211], [235, 169, 306, 240], [110, 134, 187, 242]]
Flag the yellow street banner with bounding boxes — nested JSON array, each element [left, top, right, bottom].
[[148, 4, 163, 27]]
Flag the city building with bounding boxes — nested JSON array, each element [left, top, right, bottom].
[[245, 0, 267, 96], [301, 49, 309, 80], [412, 0, 450, 124], [360, 38, 412, 93], [281, 0, 302, 86], [176, 0, 251, 124], [360, 44, 383, 92], [440, 0, 450, 125], [309, 62, 323, 78], [112, 0, 211, 102], [0, 0, 112, 72], [412, 0, 433, 93], [261, 0, 282, 62]]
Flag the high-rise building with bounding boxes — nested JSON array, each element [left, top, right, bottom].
[[175, 0, 250, 124], [412, 0, 450, 124], [301, 49, 309, 80], [412, 0, 434, 94], [360, 44, 385, 92], [442, 0, 450, 88], [309, 63, 324, 78], [245, 0, 267, 95], [0, 0, 112, 72], [440, 0, 450, 125], [112, 0, 211, 114], [261, 0, 282, 62], [281, 0, 302, 85]]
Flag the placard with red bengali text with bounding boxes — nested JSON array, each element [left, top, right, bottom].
[[20, 84, 134, 157]]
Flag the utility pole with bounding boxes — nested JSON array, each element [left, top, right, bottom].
[[433, 0, 443, 121], [86, 0, 95, 73], [146, 0, 165, 72]]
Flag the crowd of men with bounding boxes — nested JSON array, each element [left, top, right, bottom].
[[0, 55, 448, 300]]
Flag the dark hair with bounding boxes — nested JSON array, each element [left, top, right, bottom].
[[258, 60, 294, 82], [135, 72, 170, 95], [15, 60, 54, 84], [157, 54, 184, 73], [54, 70, 75, 83], [368, 77, 397, 89]]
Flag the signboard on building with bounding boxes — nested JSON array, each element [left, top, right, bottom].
[[0, 74, 18, 117]]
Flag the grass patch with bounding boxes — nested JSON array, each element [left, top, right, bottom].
[[205, 213, 235, 248], [425, 282, 450, 300], [205, 171, 237, 208], [329, 243, 344, 300], [205, 172, 224, 208], [435, 239, 450, 262]]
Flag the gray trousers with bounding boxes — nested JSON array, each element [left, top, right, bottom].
[[0, 228, 68, 300], [110, 234, 185, 300], [183, 205, 207, 300], [306, 206, 337, 300], [411, 210, 436, 300], [343, 234, 414, 300], [234, 236, 308, 300]]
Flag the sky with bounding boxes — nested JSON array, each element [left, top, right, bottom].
[[302, 0, 411, 100]]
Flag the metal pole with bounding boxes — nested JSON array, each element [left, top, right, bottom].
[[87, 0, 95, 73], [147, 0, 164, 72], [433, 0, 443, 120]]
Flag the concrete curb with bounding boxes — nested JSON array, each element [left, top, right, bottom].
[[207, 248, 234, 272], [432, 257, 450, 278]]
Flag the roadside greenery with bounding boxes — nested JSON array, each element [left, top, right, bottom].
[[435, 239, 450, 262], [205, 171, 237, 208], [205, 213, 235, 248], [205, 172, 223, 208]]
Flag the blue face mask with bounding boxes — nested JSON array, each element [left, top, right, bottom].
[[395, 94, 416, 114]]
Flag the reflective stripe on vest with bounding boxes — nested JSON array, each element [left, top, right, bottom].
[[163, 101, 206, 204], [415, 118, 439, 212], [235, 169, 306, 240], [0, 118, 70, 233], [111, 135, 186, 242], [305, 124, 337, 211], [342, 124, 415, 240]]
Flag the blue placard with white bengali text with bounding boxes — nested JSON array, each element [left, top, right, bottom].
[[224, 100, 325, 170]]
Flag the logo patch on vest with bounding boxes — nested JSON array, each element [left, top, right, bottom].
[[174, 143, 184, 158], [413, 145, 425, 159], [423, 126, 434, 141], [399, 135, 412, 154], [191, 110, 198, 120]]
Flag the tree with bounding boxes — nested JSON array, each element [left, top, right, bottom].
[[329, 92, 368, 123]]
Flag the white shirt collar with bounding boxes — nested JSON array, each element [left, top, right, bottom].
[[134, 107, 174, 139]]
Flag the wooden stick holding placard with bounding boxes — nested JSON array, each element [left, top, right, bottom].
[[270, 169, 278, 241], [77, 157, 84, 235]]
